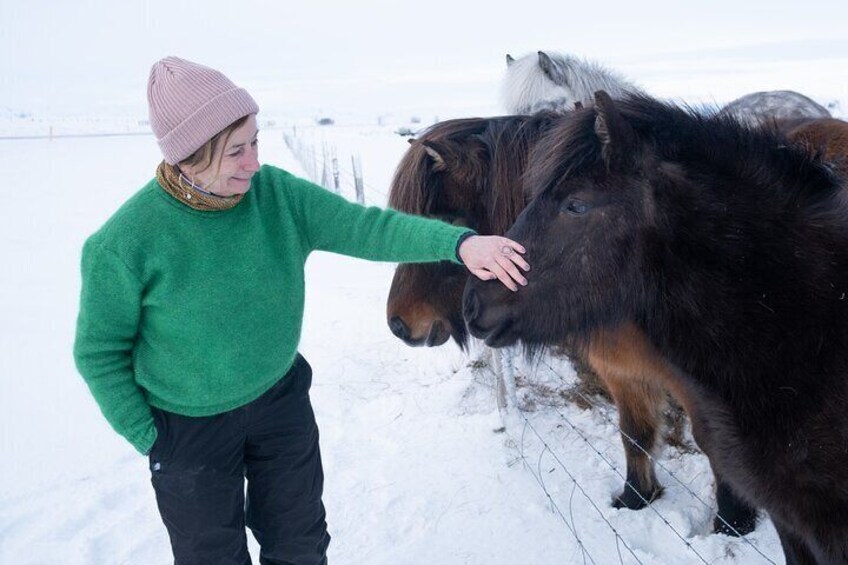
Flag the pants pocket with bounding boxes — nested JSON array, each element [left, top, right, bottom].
[[148, 407, 170, 471]]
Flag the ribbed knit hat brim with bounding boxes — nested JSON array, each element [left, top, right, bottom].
[[147, 57, 260, 165]]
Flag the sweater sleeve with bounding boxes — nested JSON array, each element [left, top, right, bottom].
[[287, 175, 474, 263], [73, 239, 156, 455]]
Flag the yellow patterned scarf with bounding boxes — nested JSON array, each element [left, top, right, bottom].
[[155, 161, 244, 211]]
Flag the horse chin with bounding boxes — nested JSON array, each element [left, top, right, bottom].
[[425, 320, 450, 347], [480, 319, 519, 349]]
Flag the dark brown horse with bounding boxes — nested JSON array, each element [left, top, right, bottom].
[[385, 113, 758, 535], [464, 91, 848, 564]]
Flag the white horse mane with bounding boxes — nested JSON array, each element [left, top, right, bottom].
[[500, 51, 642, 114]]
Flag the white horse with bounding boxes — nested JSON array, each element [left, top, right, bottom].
[[718, 90, 831, 127], [500, 51, 641, 114]]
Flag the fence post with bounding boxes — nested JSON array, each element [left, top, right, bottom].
[[490, 346, 521, 429], [352, 155, 364, 204], [320, 143, 329, 189], [332, 155, 340, 195], [311, 139, 319, 182]]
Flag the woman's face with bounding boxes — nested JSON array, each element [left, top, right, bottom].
[[182, 114, 260, 197]]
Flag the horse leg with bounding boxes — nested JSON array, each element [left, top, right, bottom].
[[775, 522, 818, 565], [607, 375, 666, 509], [712, 471, 758, 536], [586, 327, 668, 510]]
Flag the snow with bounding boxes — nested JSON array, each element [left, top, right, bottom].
[[2, 54, 847, 564]]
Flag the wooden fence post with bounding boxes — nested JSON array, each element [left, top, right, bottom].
[[352, 155, 364, 204], [320, 143, 329, 189], [332, 155, 340, 195], [490, 346, 521, 429]]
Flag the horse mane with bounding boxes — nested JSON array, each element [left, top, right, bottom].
[[389, 113, 559, 235], [480, 112, 560, 233], [388, 118, 489, 215], [501, 51, 640, 114], [528, 94, 842, 213]]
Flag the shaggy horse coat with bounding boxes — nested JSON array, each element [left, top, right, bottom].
[[386, 113, 757, 535], [718, 89, 831, 127], [464, 91, 848, 564], [784, 117, 848, 178], [501, 51, 640, 115]]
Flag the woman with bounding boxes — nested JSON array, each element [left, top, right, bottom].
[[73, 56, 529, 565]]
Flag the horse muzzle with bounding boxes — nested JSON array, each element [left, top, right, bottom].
[[388, 316, 451, 347], [462, 284, 519, 348]]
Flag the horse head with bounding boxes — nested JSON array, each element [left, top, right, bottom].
[[387, 115, 555, 348], [466, 89, 846, 360], [464, 91, 651, 350], [500, 51, 640, 115]]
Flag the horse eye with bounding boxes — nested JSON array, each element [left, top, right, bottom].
[[562, 199, 591, 216]]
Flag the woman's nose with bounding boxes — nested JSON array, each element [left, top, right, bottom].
[[243, 150, 260, 171]]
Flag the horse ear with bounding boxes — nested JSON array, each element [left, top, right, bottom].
[[506, 54, 515, 67], [593, 90, 635, 167], [408, 137, 416, 145], [574, 101, 584, 110], [537, 51, 566, 85], [421, 140, 448, 171]]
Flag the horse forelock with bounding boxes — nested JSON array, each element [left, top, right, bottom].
[[525, 108, 602, 198]]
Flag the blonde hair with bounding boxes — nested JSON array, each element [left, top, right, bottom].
[[178, 114, 251, 175]]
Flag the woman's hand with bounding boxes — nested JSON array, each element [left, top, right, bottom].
[[458, 235, 530, 291]]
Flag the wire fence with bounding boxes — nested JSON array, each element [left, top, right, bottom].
[[282, 127, 389, 204], [481, 350, 778, 564]]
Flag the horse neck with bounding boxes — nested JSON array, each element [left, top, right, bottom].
[[643, 218, 848, 407]]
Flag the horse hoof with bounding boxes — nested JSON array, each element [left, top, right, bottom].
[[612, 486, 662, 510], [713, 513, 758, 537]]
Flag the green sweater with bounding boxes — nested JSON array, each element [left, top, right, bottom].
[[74, 165, 471, 455]]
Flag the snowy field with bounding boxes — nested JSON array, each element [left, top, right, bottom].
[[2, 54, 847, 563]]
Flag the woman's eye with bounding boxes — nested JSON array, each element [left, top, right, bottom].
[[562, 200, 591, 215]]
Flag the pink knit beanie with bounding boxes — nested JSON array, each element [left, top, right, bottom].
[[147, 56, 259, 164]]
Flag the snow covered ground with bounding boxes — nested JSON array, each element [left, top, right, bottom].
[[2, 57, 846, 563]]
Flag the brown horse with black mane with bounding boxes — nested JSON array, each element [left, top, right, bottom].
[[464, 91, 848, 564], [385, 113, 759, 535]]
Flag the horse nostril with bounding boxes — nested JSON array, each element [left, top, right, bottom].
[[389, 316, 411, 340], [463, 288, 480, 322]]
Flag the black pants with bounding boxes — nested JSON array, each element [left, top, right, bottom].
[[149, 355, 330, 565]]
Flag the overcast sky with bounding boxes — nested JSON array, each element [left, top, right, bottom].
[[3, 0, 848, 118]]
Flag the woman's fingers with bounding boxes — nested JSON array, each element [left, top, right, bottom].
[[504, 240, 527, 256], [495, 253, 528, 287], [476, 264, 518, 292], [459, 235, 531, 291]]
